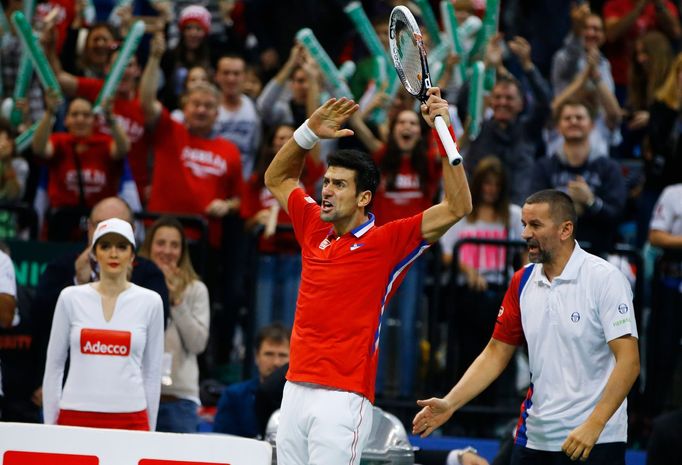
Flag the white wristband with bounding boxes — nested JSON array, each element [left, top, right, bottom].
[[293, 119, 320, 150]]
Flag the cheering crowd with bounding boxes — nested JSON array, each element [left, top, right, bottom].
[[0, 0, 681, 463]]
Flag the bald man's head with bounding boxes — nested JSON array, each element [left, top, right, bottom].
[[88, 197, 134, 242]]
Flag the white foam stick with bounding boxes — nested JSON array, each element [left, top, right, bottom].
[[263, 203, 280, 239]]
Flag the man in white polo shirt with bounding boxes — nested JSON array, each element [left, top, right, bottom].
[[413, 189, 640, 464]]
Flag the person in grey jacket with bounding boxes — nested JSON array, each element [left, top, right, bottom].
[[139, 216, 210, 433]]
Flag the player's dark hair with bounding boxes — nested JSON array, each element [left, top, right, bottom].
[[255, 322, 291, 352], [327, 149, 380, 212], [525, 189, 578, 237]]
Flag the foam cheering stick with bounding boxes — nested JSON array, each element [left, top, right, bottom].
[[440, 0, 467, 82], [468, 0, 500, 61], [23, 0, 36, 24], [94, 20, 145, 110], [339, 61, 357, 82], [467, 61, 485, 140], [343, 2, 394, 84], [15, 121, 39, 153], [84, 0, 96, 25], [414, 0, 442, 46], [10, 11, 63, 102], [10, 52, 33, 127], [296, 28, 352, 98]]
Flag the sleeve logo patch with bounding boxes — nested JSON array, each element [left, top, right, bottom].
[[618, 303, 629, 314]]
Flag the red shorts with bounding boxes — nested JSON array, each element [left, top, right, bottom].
[[57, 409, 150, 431]]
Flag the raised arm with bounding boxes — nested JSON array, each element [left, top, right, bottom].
[[31, 89, 61, 159], [41, 18, 79, 97], [139, 32, 164, 128], [420, 88, 472, 244], [265, 98, 358, 213], [102, 98, 130, 159], [604, 0, 647, 43]]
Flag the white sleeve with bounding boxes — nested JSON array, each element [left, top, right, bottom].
[[598, 268, 638, 342], [0, 251, 16, 297], [439, 220, 463, 259], [143, 293, 165, 431], [42, 292, 71, 424], [508, 204, 523, 240], [649, 187, 673, 232]]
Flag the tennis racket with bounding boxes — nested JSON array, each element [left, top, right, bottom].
[[388, 5, 463, 166]]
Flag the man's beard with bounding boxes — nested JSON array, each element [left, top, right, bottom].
[[527, 239, 551, 263]]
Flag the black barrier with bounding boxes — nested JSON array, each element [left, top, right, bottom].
[[0, 202, 39, 240]]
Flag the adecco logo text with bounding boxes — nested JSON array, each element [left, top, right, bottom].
[[81, 328, 131, 356]]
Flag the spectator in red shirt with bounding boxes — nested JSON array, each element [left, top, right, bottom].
[[31, 90, 130, 240], [44, 28, 151, 204], [140, 32, 242, 248], [603, 0, 681, 96]]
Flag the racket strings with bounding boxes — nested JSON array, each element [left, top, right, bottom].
[[394, 22, 423, 95]]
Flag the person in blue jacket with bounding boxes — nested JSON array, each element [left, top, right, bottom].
[[529, 99, 626, 255], [213, 322, 290, 437]]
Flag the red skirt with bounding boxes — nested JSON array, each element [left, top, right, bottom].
[[57, 409, 150, 431]]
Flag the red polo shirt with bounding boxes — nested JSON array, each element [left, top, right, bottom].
[[285, 188, 429, 402]]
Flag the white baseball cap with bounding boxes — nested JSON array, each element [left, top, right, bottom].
[[91, 218, 136, 249]]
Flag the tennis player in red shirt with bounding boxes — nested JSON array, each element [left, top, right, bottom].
[[265, 87, 472, 465]]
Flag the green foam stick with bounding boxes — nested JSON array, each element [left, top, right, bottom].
[[414, 0, 442, 47], [440, 0, 467, 82], [343, 1, 395, 87], [84, 0, 96, 25], [467, 61, 485, 140], [339, 61, 356, 82], [94, 20, 145, 109], [15, 121, 39, 153], [23, 0, 36, 24], [296, 28, 352, 98], [10, 11, 63, 101], [469, 0, 500, 61], [427, 40, 450, 68], [10, 52, 33, 127]]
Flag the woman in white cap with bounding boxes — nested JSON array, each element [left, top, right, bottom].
[[42, 218, 164, 430]]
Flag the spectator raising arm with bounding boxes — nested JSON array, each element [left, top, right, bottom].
[[140, 32, 165, 129], [101, 97, 130, 159], [31, 89, 61, 159]]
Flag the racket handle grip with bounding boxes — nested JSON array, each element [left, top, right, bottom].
[[434, 116, 463, 166]]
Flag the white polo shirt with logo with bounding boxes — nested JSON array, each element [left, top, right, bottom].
[[43, 284, 164, 430], [493, 242, 638, 451]]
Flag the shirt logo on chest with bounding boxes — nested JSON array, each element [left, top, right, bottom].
[[570, 312, 581, 323], [319, 238, 332, 250], [80, 328, 131, 356], [350, 243, 365, 251]]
